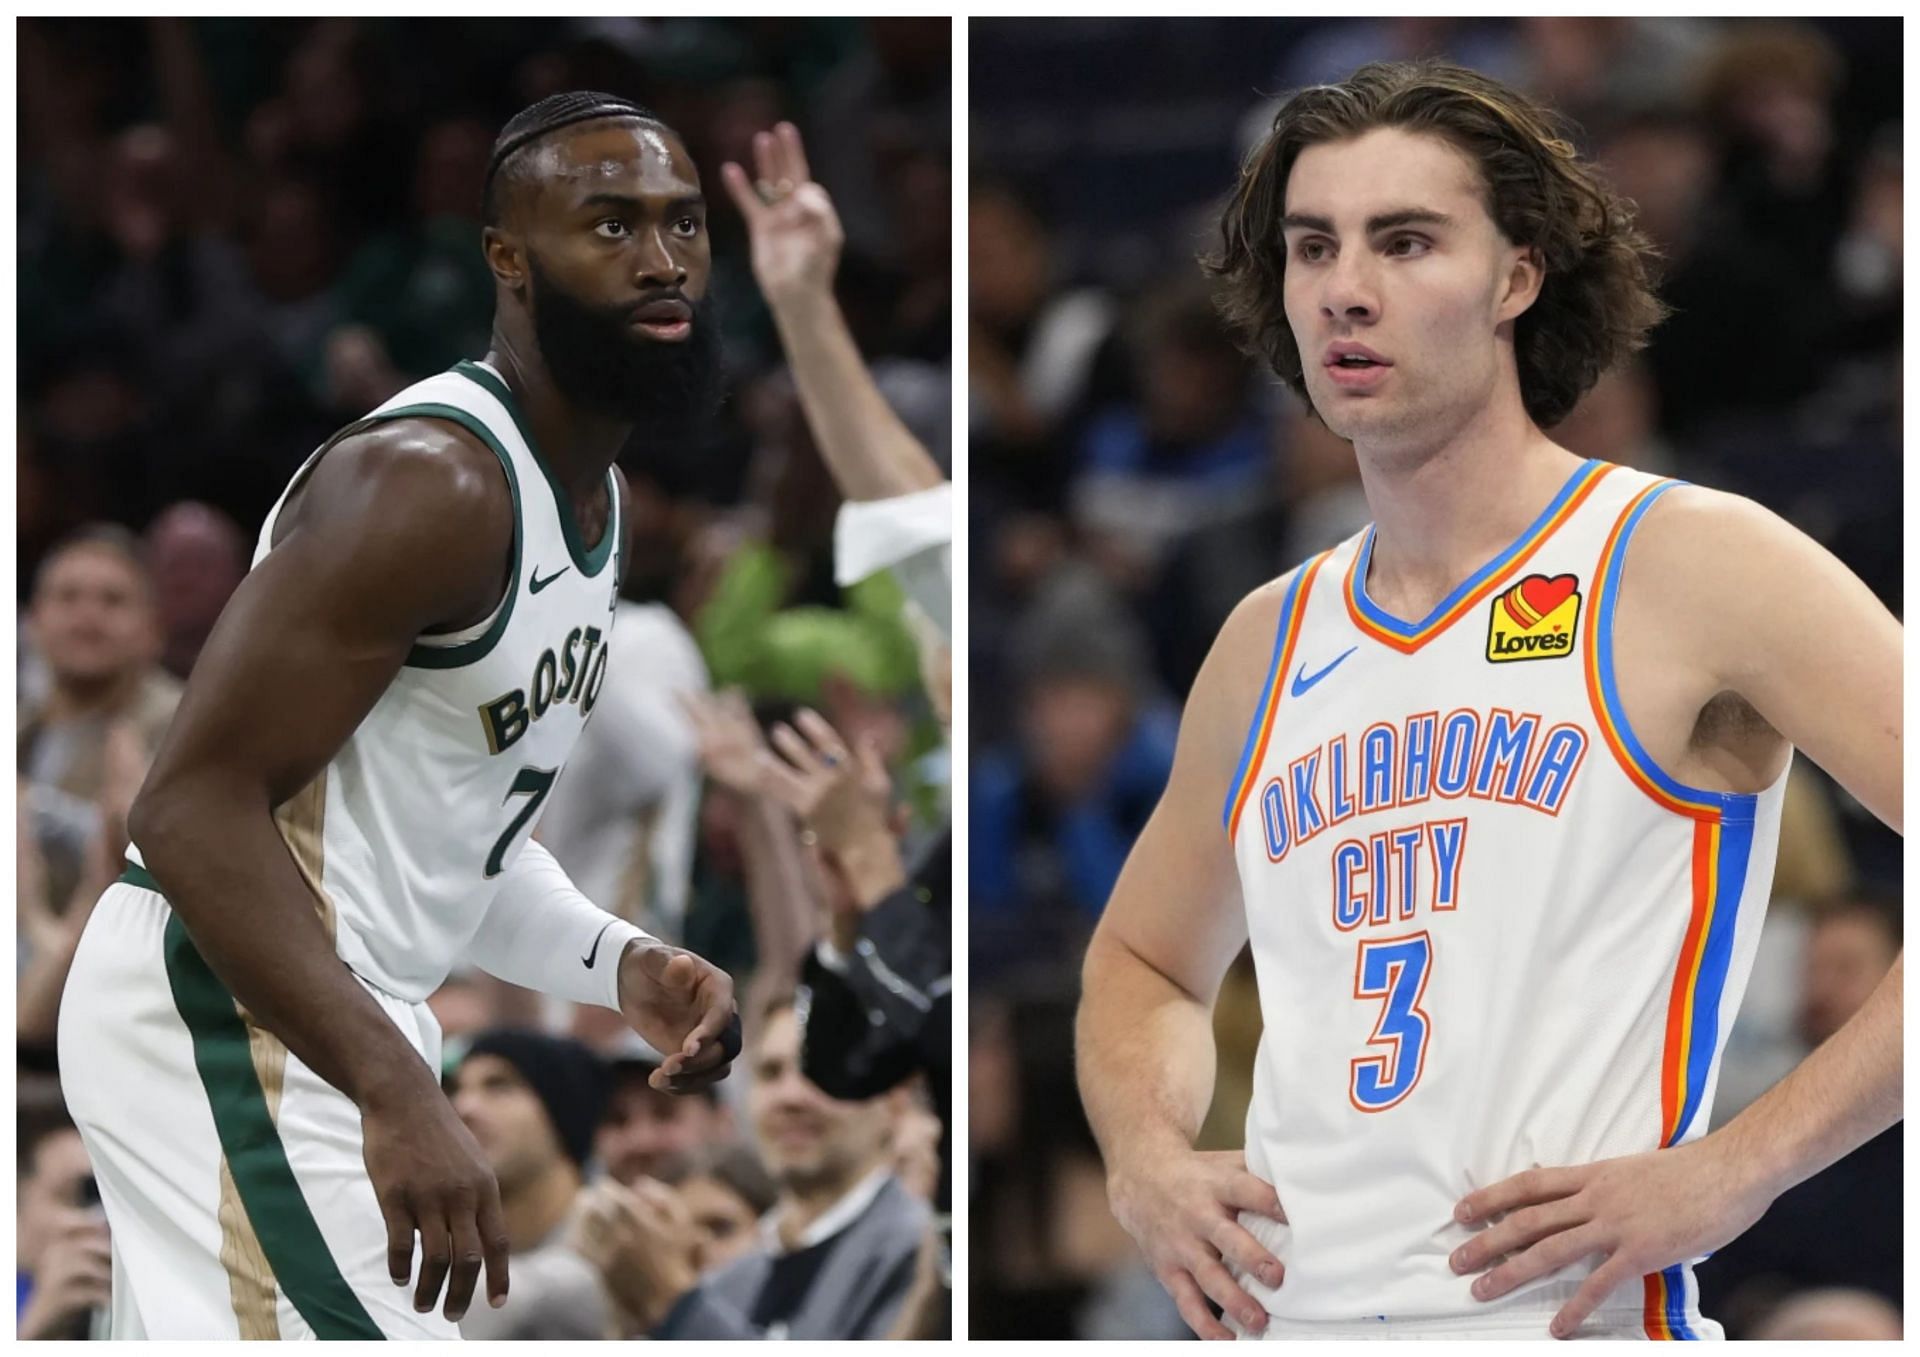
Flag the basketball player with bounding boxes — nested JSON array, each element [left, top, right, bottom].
[[1076, 62, 1900, 1341], [57, 93, 743, 1339]]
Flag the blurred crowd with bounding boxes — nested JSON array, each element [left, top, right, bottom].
[[19, 16, 950, 1341], [969, 17, 1900, 1340]]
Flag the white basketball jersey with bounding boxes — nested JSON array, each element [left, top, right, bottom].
[[133, 359, 622, 1002], [1224, 460, 1785, 1336]]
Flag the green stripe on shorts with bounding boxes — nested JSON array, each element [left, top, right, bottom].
[[161, 911, 387, 1339]]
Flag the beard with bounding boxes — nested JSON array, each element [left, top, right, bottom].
[[527, 253, 724, 445]]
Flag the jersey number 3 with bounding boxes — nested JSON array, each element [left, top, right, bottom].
[[1349, 932, 1432, 1112], [485, 766, 558, 878]]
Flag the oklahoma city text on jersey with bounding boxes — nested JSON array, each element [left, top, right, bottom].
[[1254, 706, 1587, 933]]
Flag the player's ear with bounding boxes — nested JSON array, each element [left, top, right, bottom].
[[1496, 243, 1544, 324], [481, 225, 527, 294]]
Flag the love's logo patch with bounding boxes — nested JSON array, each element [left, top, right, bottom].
[[1486, 573, 1580, 663]]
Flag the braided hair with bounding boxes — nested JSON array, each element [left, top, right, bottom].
[[482, 90, 664, 226]]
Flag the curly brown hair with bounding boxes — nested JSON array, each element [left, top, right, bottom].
[[1205, 60, 1668, 429]]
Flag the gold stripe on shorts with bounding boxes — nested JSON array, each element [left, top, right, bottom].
[[216, 1023, 292, 1337], [216, 769, 330, 1336], [217, 1154, 282, 1339]]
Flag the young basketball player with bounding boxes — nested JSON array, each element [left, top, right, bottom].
[[57, 94, 742, 1338], [1076, 62, 1900, 1340]]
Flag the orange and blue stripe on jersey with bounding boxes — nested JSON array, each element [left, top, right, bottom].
[[1224, 550, 1334, 837], [1343, 460, 1613, 653], [1586, 479, 1758, 1342], [1644, 1267, 1700, 1342]]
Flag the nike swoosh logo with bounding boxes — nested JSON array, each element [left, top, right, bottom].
[[582, 920, 615, 968], [530, 565, 570, 594], [1291, 646, 1357, 698]]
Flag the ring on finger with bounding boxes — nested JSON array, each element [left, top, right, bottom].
[[754, 177, 796, 205]]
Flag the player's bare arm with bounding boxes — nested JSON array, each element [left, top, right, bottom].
[[1453, 487, 1902, 1337], [129, 419, 518, 1322], [720, 122, 943, 500], [1077, 578, 1295, 1340]]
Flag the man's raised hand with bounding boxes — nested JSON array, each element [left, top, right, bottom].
[[720, 121, 843, 307]]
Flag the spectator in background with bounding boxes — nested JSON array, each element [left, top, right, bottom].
[[970, 177, 1117, 500], [17, 1110, 109, 1340], [15, 742, 141, 1052], [1072, 278, 1269, 596], [334, 114, 497, 380], [1696, 23, 1848, 272], [972, 569, 1177, 961], [970, 993, 1181, 1341], [1748, 1288, 1902, 1341], [1831, 128, 1901, 355], [641, 997, 931, 1339], [1696, 894, 1903, 1330], [754, 706, 953, 1210], [807, 18, 951, 276], [1802, 894, 1902, 1048], [141, 502, 246, 681], [451, 1032, 613, 1341], [19, 526, 178, 923], [595, 1052, 738, 1188], [242, 21, 408, 243], [655, 1142, 780, 1275], [1594, 106, 1828, 438], [1514, 17, 1711, 135], [1274, 18, 1524, 93]]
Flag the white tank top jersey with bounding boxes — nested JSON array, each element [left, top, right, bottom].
[[1222, 460, 1786, 1337], [130, 359, 622, 1003]]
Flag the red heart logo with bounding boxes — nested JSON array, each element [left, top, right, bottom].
[[1519, 573, 1577, 618]]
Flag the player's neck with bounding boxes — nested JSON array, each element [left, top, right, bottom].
[[1352, 394, 1581, 619], [482, 339, 629, 504], [502, 1159, 583, 1253]]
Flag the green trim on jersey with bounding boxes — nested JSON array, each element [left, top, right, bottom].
[[161, 912, 387, 1339], [118, 860, 161, 891], [347, 401, 526, 670], [451, 360, 618, 579]]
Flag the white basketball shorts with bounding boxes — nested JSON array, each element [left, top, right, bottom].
[[57, 868, 458, 1340]]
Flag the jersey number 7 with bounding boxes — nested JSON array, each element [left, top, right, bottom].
[[1349, 931, 1433, 1112], [485, 765, 559, 878]]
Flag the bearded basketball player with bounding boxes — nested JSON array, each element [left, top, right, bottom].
[[1077, 62, 1900, 1341], [58, 93, 743, 1339]]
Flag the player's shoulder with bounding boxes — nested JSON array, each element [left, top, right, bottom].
[[329, 416, 513, 510], [1616, 480, 1859, 675], [1625, 480, 1816, 586], [1214, 550, 1329, 658], [1191, 556, 1320, 713], [268, 417, 517, 624], [295, 416, 515, 549]]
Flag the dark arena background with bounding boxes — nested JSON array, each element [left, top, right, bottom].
[[969, 17, 1899, 1340], [19, 17, 950, 1340]]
